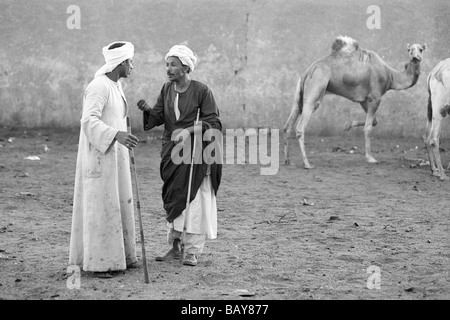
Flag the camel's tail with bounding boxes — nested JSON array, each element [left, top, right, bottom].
[[294, 75, 305, 115], [284, 76, 304, 128], [283, 76, 302, 139], [426, 73, 432, 123], [284, 71, 309, 139], [294, 70, 309, 113]]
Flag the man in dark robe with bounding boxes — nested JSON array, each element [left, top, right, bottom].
[[137, 45, 222, 266]]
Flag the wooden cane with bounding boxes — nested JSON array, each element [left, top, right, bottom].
[[180, 108, 201, 265], [126, 116, 149, 284]]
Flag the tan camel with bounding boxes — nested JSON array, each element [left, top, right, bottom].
[[424, 58, 450, 181], [284, 36, 427, 168]]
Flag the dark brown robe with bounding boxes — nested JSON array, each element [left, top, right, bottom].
[[143, 80, 222, 223]]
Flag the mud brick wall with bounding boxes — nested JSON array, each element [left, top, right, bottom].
[[0, 0, 449, 138]]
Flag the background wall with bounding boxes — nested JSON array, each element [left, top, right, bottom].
[[0, 0, 449, 137]]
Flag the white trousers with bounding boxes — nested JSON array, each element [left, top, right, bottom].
[[166, 175, 217, 254]]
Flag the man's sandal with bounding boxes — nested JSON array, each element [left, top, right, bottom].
[[182, 254, 197, 266]]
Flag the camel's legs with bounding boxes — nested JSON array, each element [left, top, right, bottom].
[[425, 87, 449, 180], [425, 117, 440, 177], [283, 78, 302, 166], [295, 70, 329, 169], [424, 124, 435, 174], [429, 118, 447, 180], [284, 111, 299, 166], [360, 99, 381, 163], [295, 107, 315, 169]]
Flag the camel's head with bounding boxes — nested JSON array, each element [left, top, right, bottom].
[[407, 43, 427, 63]]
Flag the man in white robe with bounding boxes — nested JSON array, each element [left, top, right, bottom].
[[69, 41, 140, 277]]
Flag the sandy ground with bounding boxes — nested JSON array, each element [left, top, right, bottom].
[[0, 125, 449, 303]]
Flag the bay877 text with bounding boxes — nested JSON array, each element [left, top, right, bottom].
[[225, 304, 268, 315]]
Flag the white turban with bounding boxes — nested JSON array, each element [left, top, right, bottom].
[[94, 41, 134, 77], [165, 45, 197, 72]]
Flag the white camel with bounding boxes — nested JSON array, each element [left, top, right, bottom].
[[284, 36, 427, 168], [424, 58, 450, 181]]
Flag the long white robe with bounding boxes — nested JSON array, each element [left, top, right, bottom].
[[69, 75, 137, 272]]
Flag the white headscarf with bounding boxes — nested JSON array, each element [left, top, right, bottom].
[[94, 41, 134, 77], [165, 45, 197, 72]]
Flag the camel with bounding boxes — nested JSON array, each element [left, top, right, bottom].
[[284, 36, 427, 168], [424, 58, 450, 181]]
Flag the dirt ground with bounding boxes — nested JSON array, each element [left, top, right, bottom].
[[0, 125, 449, 302]]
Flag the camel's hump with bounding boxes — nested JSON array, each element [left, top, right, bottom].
[[331, 36, 359, 54]]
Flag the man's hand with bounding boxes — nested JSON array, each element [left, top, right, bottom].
[[137, 99, 151, 112], [115, 131, 139, 149]]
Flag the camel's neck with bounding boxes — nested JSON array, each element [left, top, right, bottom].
[[388, 60, 421, 90]]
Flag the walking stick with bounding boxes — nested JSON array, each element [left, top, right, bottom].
[[126, 116, 149, 284], [180, 108, 201, 265]]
